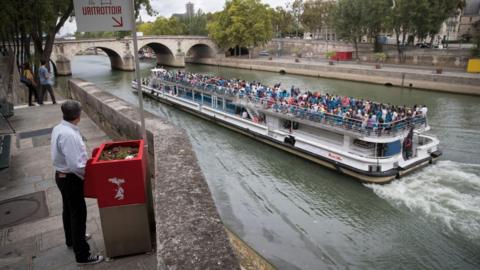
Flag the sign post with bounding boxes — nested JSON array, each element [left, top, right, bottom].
[[73, 0, 147, 143]]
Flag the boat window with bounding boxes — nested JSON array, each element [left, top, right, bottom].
[[383, 140, 401, 156], [353, 139, 375, 149], [217, 98, 224, 110]]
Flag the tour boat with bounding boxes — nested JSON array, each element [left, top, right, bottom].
[[132, 70, 441, 184]]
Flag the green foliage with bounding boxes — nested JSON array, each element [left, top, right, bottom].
[[136, 10, 209, 36], [270, 6, 295, 38], [138, 17, 186, 35], [207, 0, 273, 50], [332, 0, 464, 61], [289, 0, 304, 37], [0, 0, 153, 73], [178, 10, 209, 35], [324, 51, 336, 59], [332, 0, 366, 59], [374, 52, 387, 62], [292, 47, 302, 57], [301, 0, 334, 38]]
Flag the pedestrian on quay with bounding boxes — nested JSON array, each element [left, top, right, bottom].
[[51, 100, 103, 265], [39, 59, 57, 104], [20, 63, 40, 106]]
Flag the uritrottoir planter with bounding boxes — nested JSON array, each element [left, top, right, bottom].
[[84, 140, 146, 208], [84, 139, 151, 258]]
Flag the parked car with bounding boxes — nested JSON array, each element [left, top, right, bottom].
[[415, 42, 439, 49], [258, 50, 269, 56]]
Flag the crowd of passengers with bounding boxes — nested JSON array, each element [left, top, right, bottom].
[[151, 70, 428, 130]]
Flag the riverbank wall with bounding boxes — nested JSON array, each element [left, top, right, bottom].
[[194, 57, 480, 96], [259, 39, 472, 69], [68, 79, 241, 270]]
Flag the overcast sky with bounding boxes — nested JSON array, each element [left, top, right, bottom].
[[60, 0, 288, 36]]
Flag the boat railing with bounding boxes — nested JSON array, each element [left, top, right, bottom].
[[148, 76, 427, 137], [157, 76, 238, 97], [235, 96, 427, 138]]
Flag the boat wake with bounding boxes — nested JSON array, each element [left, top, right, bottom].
[[366, 160, 480, 240]]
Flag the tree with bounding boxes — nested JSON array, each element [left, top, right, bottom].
[[207, 0, 273, 57], [270, 6, 295, 38], [138, 17, 186, 35], [178, 10, 209, 36], [388, 0, 465, 61], [362, 0, 391, 52], [288, 0, 304, 38], [0, 0, 152, 77], [301, 0, 334, 39], [332, 0, 367, 60]]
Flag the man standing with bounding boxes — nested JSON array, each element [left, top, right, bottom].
[[39, 59, 57, 104], [51, 100, 103, 265]]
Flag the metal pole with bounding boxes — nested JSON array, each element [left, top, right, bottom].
[[130, 0, 147, 144]]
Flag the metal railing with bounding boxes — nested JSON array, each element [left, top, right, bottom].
[[236, 96, 426, 137], [147, 76, 427, 137]]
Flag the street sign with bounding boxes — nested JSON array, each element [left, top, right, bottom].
[[73, 0, 134, 32], [73, 0, 148, 149]]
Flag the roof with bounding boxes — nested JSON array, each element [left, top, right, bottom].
[[464, 0, 480, 16]]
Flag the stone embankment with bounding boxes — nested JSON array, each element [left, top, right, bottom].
[[68, 79, 256, 269], [194, 57, 480, 96]]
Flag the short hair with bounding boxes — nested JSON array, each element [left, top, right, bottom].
[[40, 59, 46, 65], [61, 100, 82, 122]]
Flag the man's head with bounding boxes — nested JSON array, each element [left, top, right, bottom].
[[61, 100, 82, 124], [40, 59, 46, 66]]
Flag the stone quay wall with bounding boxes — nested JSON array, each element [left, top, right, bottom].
[[195, 58, 480, 96], [259, 39, 473, 68], [68, 79, 240, 270]]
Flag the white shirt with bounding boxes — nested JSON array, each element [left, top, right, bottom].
[[421, 106, 428, 116], [51, 120, 88, 179]]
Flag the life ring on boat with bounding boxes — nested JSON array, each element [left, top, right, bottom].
[[284, 135, 296, 146]]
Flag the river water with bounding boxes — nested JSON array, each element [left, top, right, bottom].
[[56, 55, 480, 270]]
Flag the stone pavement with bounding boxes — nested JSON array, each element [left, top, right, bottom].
[[0, 103, 157, 269]]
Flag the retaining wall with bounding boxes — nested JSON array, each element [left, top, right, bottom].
[[68, 79, 240, 270], [260, 39, 472, 68]]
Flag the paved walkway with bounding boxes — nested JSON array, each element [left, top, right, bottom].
[[0, 103, 156, 269]]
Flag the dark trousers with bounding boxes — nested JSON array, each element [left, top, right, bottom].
[[40, 84, 56, 104], [55, 172, 90, 262], [26, 84, 39, 105]]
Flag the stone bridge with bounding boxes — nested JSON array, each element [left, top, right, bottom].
[[51, 36, 222, 75]]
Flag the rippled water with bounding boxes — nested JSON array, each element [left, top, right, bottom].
[[56, 55, 480, 270], [367, 161, 480, 241]]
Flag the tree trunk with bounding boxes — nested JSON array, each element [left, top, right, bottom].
[[395, 30, 402, 61], [401, 33, 407, 63], [353, 39, 359, 60]]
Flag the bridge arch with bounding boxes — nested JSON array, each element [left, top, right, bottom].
[[140, 42, 177, 67], [185, 43, 215, 63]]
